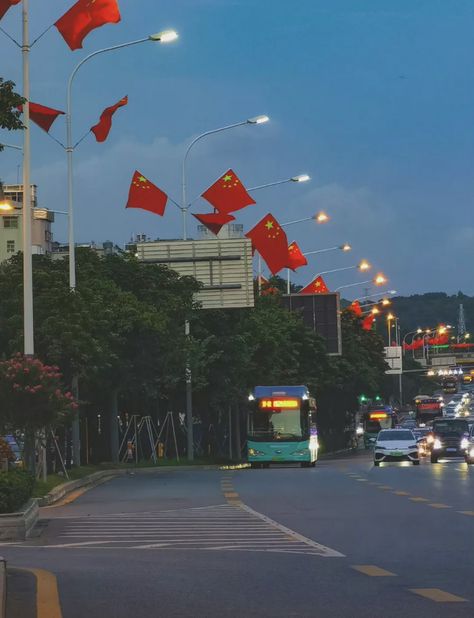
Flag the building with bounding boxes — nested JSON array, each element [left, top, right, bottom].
[[0, 184, 54, 263], [51, 240, 121, 260], [197, 223, 244, 240]]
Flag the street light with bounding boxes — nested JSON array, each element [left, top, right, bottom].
[[314, 260, 372, 280], [66, 30, 178, 290], [0, 143, 22, 151], [286, 243, 352, 294], [355, 290, 397, 302], [334, 273, 387, 293], [246, 173, 310, 195], [182, 114, 270, 240]]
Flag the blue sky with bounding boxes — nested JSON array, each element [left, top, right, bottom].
[[1, 0, 474, 297]]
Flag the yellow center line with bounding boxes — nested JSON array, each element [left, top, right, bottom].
[[458, 511, 474, 516], [428, 503, 451, 509], [16, 568, 63, 618], [378, 486, 392, 490], [409, 497, 429, 502], [393, 491, 410, 496], [410, 588, 468, 603], [223, 492, 239, 499], [352, 565, 397, 577]]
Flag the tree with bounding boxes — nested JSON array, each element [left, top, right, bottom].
[[0, 78, 24, 149], [0, 354, 77, 471]]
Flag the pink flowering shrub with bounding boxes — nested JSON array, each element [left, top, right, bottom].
[[0, 354, 77, 432]]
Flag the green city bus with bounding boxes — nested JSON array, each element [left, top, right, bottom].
[[247, 385, 318, 467]]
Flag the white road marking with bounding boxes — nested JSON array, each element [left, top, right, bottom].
[[32, 503, 344, 557]]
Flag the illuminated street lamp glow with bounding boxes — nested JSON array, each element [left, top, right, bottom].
[[341, 243, 352, 252], [358, 260, 371, 271], [291, 174, 310, 182], [315, 211, 329, 223], [374, 273, 387, 285], [382, 299, 391, 306], [387, 313, 395, 321], [149, 30, 179, 42], [372, 307, 380, 315], [0, 202, 14, 211], [247, 114, 270, 124]]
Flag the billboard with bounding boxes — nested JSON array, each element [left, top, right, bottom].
[[281, 293, 342, 355], [135, 238, 254, 309], [384, 346, 402, 374]]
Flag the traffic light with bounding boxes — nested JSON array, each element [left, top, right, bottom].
[[375, 395, 382, 402], [358, 394, 367, 404]]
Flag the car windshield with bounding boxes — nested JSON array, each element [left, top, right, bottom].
[[378, 431, 414, 442], [433, 421, 468, 434]]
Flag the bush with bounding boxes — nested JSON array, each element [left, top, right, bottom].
[[0, 470, 35, 513]]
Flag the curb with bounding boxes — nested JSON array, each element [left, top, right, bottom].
[[38, 464, 221, 507]]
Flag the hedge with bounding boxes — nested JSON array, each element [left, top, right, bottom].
[[0, 470, 35, 513]]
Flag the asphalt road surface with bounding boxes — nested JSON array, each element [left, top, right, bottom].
[[3, 451, 474, 617]]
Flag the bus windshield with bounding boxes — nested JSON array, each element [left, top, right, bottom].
[[249, 407, 305, 441]]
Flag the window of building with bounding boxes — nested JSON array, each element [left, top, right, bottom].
[[3, 216, 18, 229], [45, 230, 52, 242], [6, 240, 15, 254]]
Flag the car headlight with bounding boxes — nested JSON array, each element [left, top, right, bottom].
[[461, 438, 469, 450], [356, 426, 364, 436], [469, 448, 474, 458], [433, 439, 443, 450], [426, 435, 434, 444]]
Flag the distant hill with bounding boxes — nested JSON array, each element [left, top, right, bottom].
[[370, 292, 473, 338]]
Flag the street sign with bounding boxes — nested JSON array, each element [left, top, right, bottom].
[[384, 346, 402, 374], [281, 293, 342, 355], [136, 238, 254, 309]]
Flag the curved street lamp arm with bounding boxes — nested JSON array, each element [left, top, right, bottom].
[[335, 280, 372, 292]]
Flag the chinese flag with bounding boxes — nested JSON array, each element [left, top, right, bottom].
[[245, 213, 290, 276], [55, 0, 121, 51], [286, 241, 307, 271], [18, 102, 65, 133], [193, 212, 235, 236], [348, 300, 363, 316], [362, 314, 375, 331], [126, 171, 168, 216], [299, 275, 329, 295], [91, 96, 127, 142], [202, 169, 256, 214], [0, 0, 20, 20]]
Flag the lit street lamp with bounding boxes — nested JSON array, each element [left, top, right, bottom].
[[66, 30, 179, 290], [334, 272, 387, 293], [286, 243, 351, 294], [181, 114, 269, 240]]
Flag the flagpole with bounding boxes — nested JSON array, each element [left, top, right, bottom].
[[22, 0, 34, 356]]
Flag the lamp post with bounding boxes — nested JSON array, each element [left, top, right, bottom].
[[66, 30, 178, 291], [65, 30, 178, 466], [181, 115, 269, 240], [316, 260, 371, 280], [286, 243, 351, 294], [334, 273, 387, 293], [0, 143, 23, 151], [402, 328, 423, 356]]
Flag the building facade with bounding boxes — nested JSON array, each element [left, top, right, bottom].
[[0, 184, 54, 263]]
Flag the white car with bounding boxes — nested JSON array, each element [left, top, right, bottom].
[[373, 429, 420, 466]]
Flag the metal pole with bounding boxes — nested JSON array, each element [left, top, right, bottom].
[[185, 319, 193, 461], [287, 268, 291, 294], [258, 254, 262, 294], [387, 319, 391, 346], [22, 0, 33, 356]]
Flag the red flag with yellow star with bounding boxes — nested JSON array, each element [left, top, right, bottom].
[[126, 170, 168, 216], [0, 0, 20, 21], [55, 0, 121, 51], [286, 241, 308, 271], [245, 213, 289, 275], [299, 275, 330, 295], [91, 96, 127, 142], [193, 212, 235, 236], [202, 169, 256, 214]]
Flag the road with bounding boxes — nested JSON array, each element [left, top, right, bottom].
[[3, 452, 474, 617]]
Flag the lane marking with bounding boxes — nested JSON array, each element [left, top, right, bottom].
[[352, 565, 396, 577], [410, 588, 468, 603], [223, 492, 239, 499], [378, 485, 392, 490], [30, 568, 63, 618], [355, 479, 367, 482], [409, 497, 429, 502], [428, 503, 451, 509], [393, 491, 410, 496], [239, 504, 344, 557], [458, 511, 474, 516]]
